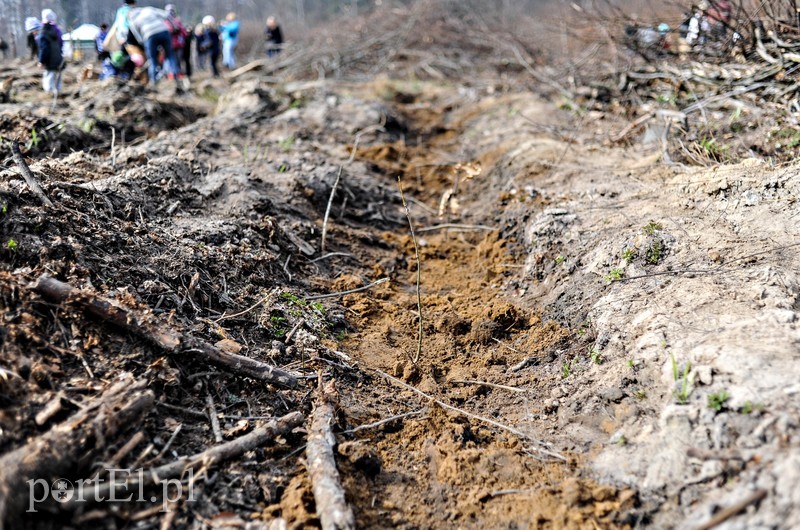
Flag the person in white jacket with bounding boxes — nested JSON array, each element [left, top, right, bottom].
[[119, 6, 178, 87]]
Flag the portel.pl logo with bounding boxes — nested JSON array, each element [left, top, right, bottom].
[[27, 469, 196, 512]]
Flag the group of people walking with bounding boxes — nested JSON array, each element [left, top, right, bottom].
[[22, 1, 285, 94]]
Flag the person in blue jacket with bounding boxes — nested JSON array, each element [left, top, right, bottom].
[[37, 9, 63, 94], [220, 12, 239, 69]]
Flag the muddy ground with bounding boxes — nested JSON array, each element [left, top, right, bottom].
[[1, 8, 799, 530]]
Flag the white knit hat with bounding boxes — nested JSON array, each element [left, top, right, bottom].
[[202, 15, 215, 25], [25, 17, 42, 33], [41, 9, 57, 24]]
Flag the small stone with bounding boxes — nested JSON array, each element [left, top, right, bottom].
[[599, 387, 624, 403], [707, 249, 722, 263], [696, 365, 713, 386]]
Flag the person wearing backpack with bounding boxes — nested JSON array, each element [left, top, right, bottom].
[[165, 4, 188, 77], [120, 6, 179, 88], [37, 9, 64, 94]]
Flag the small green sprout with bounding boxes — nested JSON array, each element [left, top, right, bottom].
[[606, 268, 624, 282], [6, 238, 18, 251], [561, 360, 572, 379], [555, 255, 566, 265], [589, 348, 603, 365], [643, 221, 663, 235], [621, 247, 637, 263], [707, 389, 731, 412]]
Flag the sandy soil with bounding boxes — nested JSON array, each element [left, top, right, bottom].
[[0, 32, 797, 530]]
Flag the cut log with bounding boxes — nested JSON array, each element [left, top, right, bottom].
[[306, 379, 355, 530], [0, 374, 154, 529], [30, 274, 299, 388]]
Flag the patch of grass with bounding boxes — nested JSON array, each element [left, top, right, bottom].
[[278, 135, 295, 152], [627, 358, 637, 369], [698, 135, 729, 161], [671, 353, 693, 405], [6, 238, 17, 251], [289, 99, 304, 109], [281, 292, 307, 307], [633, 389, 647, 400], [645, 237, 664, 264], [605, 268, 624, 283], [561, 360, 572, 379], [589, 348, 603, 365], [29, 128, 40, 149], [707, 389, 731, 411], [334, 330, 347, 341], [311, 301, 325, 314], [621, 247, 637, 263], [555, 255, 566, 265], [643, 220, 663, 235], [740, 401, 765, 414], [278, 163, 288, 173]]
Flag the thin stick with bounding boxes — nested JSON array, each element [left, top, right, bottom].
[[213, 291, 273, 323], [450, 379, 526, 393], [343, 409, 425, 434], [206, 394, 223, 443], [373, 369, 565, 461], [285, 319, 306, 343], [690, 489, 768, 530], [397, 177, 423, 364], [417, 223, 495, 233], [64, 412, 305, 510], [10, 140, 54, 207], [320, 125, 382, 253], [31, 275, 299, 388], [310, 252, 357, 263], [306, 378, 355, 530], [321, 166, 343, 254], [111, 127, 116, 169], [305, 277, 390, 301]]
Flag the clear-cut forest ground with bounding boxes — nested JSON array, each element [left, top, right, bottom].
[[1, 1, 799, 529]]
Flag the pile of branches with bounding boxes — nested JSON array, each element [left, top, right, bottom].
[[229, 0, 548, 85]]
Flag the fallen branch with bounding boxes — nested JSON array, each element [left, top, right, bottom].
[[10, 139, 54, 208], [306, 379, 355, 530], [65, 411, 305, 509], [0, 374, 154, 528], [690, 489, 768, 530], [30, 275, 299, 388], [416, 223, 496, 233], [305, 277, 390, 301]]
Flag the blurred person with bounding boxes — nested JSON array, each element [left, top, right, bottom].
[[97, 23, 110, 61], [220, 12, 239, 69], [0, 38, 8, 60], [37, 9, 64, 94], [164, 4, 188, 77], [26, 17, 42, 60], [194, 24, 206, 71], [114, 0, 137, 41], [265, 16, 283, 58], [199, 16, 220, 78], [120, 6, 180, 89], [166, 4, 192, 77]]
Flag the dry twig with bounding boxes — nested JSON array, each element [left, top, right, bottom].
[[31, 275, 299, 388], [306, 378, 355, 530], [10, 139, 54, 208]]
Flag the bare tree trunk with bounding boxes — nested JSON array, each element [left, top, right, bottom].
[[297, 0, 306, 30]]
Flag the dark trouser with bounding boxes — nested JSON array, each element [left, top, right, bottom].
[[144, 30, 176, 84], [182, 43, 192, 77], [209, 50, 220, 77]]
